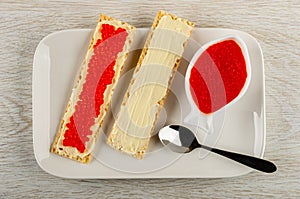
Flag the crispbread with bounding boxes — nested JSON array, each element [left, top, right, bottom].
[[107, 11, 194, 159], [51, 14, 135, 163]]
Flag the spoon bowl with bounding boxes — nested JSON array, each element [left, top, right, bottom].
[[159, 125, 197, 152]]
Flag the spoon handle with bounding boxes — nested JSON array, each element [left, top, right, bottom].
[[200, 145, 277, 173]]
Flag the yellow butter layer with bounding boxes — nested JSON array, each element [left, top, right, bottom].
[[108, 13, 194, 158]]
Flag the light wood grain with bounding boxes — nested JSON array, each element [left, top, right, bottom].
[[0, 0, 299, 198]]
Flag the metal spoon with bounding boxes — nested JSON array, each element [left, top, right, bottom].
[[158, 125, 277, 173]]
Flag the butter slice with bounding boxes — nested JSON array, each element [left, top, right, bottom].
[[108, 11, 194, 159]]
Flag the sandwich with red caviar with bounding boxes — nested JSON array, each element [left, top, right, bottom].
[[51, 14, 135, 163]]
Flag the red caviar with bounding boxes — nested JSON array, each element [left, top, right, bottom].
[[189, 40, 247, 114], [62, 24, 128, 152]]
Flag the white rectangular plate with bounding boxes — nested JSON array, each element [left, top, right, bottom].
[[33, 28, 265, 178]]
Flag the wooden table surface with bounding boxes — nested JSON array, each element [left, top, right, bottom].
[[1, 0, 299, 198]]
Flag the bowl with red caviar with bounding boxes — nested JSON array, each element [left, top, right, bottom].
[[185, 35, 251, 120]]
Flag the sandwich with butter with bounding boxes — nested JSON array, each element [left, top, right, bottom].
[[107, 11, 194, 159]]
